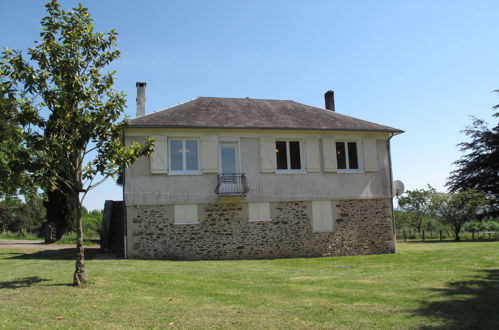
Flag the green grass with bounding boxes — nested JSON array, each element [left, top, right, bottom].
[[0, 231, 40, 240], [0, 242, 498, 329]]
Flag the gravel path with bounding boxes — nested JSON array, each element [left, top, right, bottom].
[[0, 239, 98, 250]]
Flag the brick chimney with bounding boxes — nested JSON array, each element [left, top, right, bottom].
[[136, 82, 147, 117], [324, 90, 335, 111]]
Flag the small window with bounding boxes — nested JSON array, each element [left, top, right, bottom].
[[336, 142, 359, 170], [248, 202, 271, 221], [170, 139, 199, 173], [276, 140, 303, 171], [174, 204, 199, 224], [312, 201, 333, 232]]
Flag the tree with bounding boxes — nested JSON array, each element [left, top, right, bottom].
[[0, 88, 38, 197], [397, 187, 437, 236], [0, 193, 46, 234], [447, 93, 499, 217], [432, 190, 489, 241], [0, 0, 153, 285]]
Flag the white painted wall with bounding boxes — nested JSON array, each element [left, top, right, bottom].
[[124, 129, 394, 205]]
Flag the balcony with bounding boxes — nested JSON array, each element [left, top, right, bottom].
[[215, 173, 249, 197]]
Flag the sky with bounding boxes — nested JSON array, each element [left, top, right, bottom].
[[1, 0, 498, 211]]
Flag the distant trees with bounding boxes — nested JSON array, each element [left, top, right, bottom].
[[396, 188, 490, 241], [0, 195, 45, 235], [447, 92, 499, 217], [0, 193, 102, 239], [397, 187, 437, 236], [432, 189, 489, 241]]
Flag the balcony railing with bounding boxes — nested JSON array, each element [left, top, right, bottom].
[[215, 173, 249, 197]]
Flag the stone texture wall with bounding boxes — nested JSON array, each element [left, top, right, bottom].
[[126, 199, 395, 260]]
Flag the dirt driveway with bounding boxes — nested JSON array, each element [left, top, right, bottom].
[[0, 239, 98, 250]]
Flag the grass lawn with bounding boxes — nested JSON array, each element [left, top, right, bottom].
[[0, 242, 498, 329]]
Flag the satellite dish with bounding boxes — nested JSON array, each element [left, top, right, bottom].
[[393, 180, 405, 197]]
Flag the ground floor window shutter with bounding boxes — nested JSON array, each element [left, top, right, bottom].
[[248, 202, 271, 221], [174, 204, 199, 224], [312, 201, 333, 232]]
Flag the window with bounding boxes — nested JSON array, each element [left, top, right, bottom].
[[219, 139, 240, 174], [312, 201, 333, 232], [174, 204, 199, 224], [248, 202, 271, 221], [170, 139, 199, 173], [336, 142, 359, 170], [275, 140, 303, 171]]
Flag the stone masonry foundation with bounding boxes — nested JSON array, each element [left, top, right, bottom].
[[126, 199, 395, 260]]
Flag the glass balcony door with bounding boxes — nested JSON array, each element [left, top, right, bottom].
[[217, 140, 242, 195], [219, 140, 239, 174]]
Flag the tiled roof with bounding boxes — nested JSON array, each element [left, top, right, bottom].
[[128, 97, 403, 133]]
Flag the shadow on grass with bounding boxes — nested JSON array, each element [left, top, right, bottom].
[[8, 248, 100, 260], [0, 276, 49, 289], [400, 240, 498, 244], [414, 269, 499, 329]]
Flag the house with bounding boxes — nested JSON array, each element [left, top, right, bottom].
[[123, 83, 403, 260]]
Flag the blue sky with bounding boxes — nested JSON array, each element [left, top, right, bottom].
[[1, 1, 498, 211]]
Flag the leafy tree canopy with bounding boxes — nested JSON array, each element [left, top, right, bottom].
[[447, 93, 499, 217], [432, 189, 489, 241], [397, 186, 437, 234], [0, 0, 153, 285]]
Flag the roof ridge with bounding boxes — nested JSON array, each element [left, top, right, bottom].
[[197, 96, 293, 102], [127, 96, 403, 133]]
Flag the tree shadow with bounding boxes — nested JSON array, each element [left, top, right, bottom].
[[0, 276, 49, 289], [8, 248, 100, 260], [414, 269, 499, 329], [402, 240, 498, 244]]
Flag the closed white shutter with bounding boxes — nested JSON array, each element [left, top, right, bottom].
[[312, 201, 333, 232], [174, 204, 199, 224], [363, 138, 378, 172], [305, 137, 320, 172], [260, 136, 276, 173], [200, 135, 218, 173], [322, 137, 337, 172], [248, 202, 271, 221], [150, 136, 168, 174]]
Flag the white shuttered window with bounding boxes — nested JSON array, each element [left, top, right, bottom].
[[150, 136, 168, 174], [248, 202, 271, 221], [200, 136, 218, 173], [174, 204, 199, 224], [363, 138, 378, 172], [312, 201, 333, 232], [260, 137, 276, 173]]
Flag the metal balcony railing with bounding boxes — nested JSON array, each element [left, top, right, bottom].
[[215, 173, 249, 197]]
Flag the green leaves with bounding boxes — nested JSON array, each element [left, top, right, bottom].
[[1, 0, 153, 199]]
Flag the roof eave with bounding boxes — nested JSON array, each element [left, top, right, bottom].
[[125, 124, 404, 134]]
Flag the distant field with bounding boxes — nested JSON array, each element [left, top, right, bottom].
[[0, 242, 498, 329]]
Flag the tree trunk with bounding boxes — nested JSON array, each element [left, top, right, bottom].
[[454, 228, 461, 242], [73, 195, 87, 286]]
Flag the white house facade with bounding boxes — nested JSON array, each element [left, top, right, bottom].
[[123, 86, 403, 260]]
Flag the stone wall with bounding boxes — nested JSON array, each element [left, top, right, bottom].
[[126, 199, 395, 260]]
